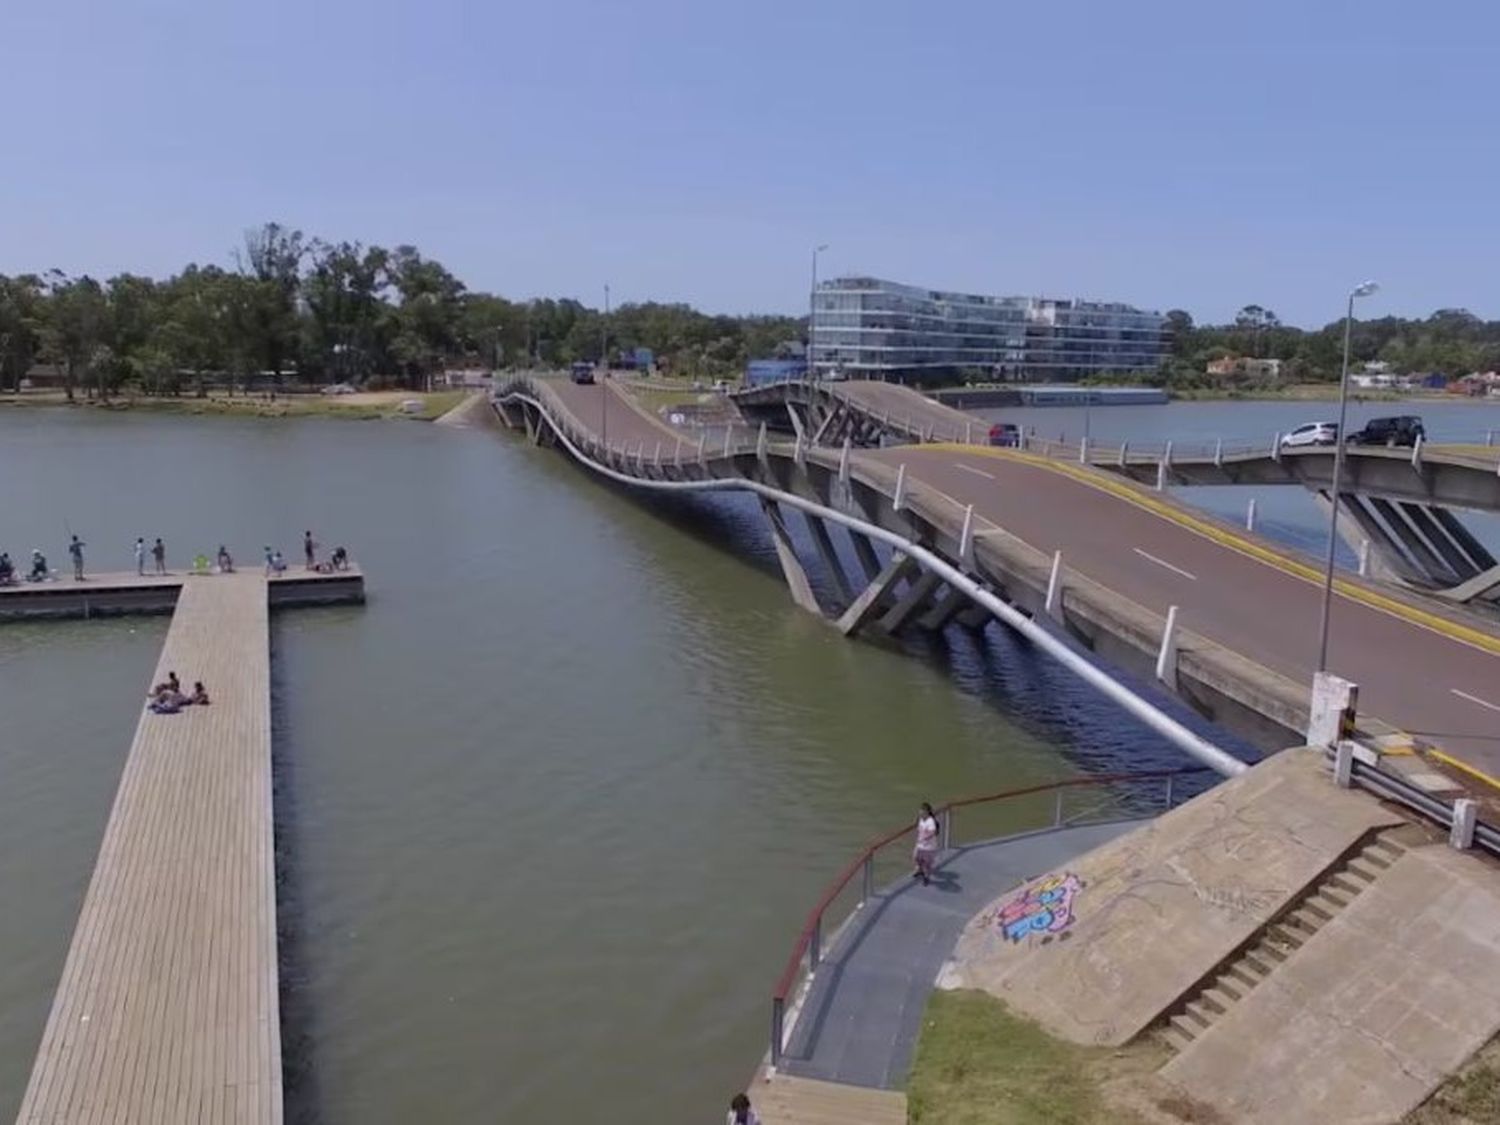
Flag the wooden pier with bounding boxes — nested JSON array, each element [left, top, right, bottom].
[[0, 566, 363, 620], [16, 574, 286, 1123]]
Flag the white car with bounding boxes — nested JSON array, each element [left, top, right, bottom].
[[321, 382, 357, 396], [1280, 421, 1339, 448]]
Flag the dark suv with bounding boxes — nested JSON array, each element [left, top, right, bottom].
[[1345, 415, 1425, 447]]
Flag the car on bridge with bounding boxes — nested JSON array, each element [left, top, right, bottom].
[[1280, 421, 1339, 448], [569, 362, 596, 385], [987, 422, 1022, 447], [1345, 415, 1425, 447]]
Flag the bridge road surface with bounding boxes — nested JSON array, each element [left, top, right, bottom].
[[873, 445, 1500, 776], [17, 574, 281, 1124], [550, 378, 688, 452], [537, 380, 1500, 775]]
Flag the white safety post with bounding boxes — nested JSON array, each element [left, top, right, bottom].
[[1078, 435, 1090, 463], [1155, 605, 1180, 687], [1358, 538, 1371, 577], [1118, 441, 1128, 467], [1333, 740, 1355, 788], [1214, 438, 1223, 467], [697, 433, 707, 463], [959, 504, 975, 570], [1411, 433, 1423, 470], [794, 433, 806, 466], [922, 424, 933, 443], [1163, 439, 1173, 467], [723, 425, 734, 457], [1271, 432, 1281, 462], [965, 421, 973, 444], [1156, 459, 1168, 491], [1045, 549, 1063, 620], [1451, 799, 1478, 850], [893, 463, 908, 511], [839, 436, 852, 483], [757, 422, 768, 461], [1246, 497, 1257, 531], [1487, 429, 1495, 447]]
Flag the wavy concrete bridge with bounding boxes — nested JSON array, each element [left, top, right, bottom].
[[496, 374, 1500, 784]]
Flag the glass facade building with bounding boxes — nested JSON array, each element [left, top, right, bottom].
[[810, 276, 1166, 384]]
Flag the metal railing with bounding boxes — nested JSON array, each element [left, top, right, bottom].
[[766, 768, 1208, 1067]]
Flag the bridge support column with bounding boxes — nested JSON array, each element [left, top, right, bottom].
[[917, 586, 971, 631], [849, 529, 882, 582], [1399, 502, 1478, 580], [1427, 505, 1498, 575], [759, 498, 821, 616], [879, 568, 944, 633], [803, 512, 854, 604], [837, 553, 917, 636], [1368, 496, 1457, 583]]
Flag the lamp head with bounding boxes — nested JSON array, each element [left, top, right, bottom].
[[816, 243, 829, 253], [1352, 281, 1379, 299]]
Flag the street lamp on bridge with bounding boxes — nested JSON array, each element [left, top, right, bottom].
[[1315, 279, 1380, 674], [809, 244, 828, 381]]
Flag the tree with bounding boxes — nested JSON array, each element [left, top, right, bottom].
[[237, 223, 306, 384], [385, 246, 464, 387], [40, 273, 108, 402], [0, 274, 47, 392]]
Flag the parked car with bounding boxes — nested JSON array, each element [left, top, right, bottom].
[[321, 382, 357, 396], [1345, 415, 1425, 447], [987, 422, 1021, 448], [1280, 421, 1339, 448], [569, 362, 595, 385]]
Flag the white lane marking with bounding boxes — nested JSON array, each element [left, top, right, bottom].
[[1452, 688, 1500, 714], [1132, 548, 1198, 581], [954, 463, 996, 480]]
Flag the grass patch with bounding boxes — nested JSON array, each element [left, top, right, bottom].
[[0, 389, 469, 421], [907, 991, 1131, 1125], [1405, 1037, 1500, 1124]]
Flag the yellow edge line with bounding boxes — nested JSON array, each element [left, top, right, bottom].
[[1430, 750, 1500, 794], [922, 443, 1500, 658]]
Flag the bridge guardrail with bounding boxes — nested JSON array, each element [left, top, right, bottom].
[[766, 768, 1210, 1068]]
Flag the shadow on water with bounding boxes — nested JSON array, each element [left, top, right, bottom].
[[269, 616, 322, 1125], [570, 463, 1255, 797]]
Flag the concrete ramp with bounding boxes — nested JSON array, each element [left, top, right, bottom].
[[941, 751, 1404, 1046], [1161, 842, 1500, 1123]]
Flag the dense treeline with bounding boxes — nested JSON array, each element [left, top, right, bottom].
[[0, 223, 803, 398], [1153, 305, 1500, 390]]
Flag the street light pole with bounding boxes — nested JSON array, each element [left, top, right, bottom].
[[809, 244, 828, 381], [1315, 280, 1379, 673]]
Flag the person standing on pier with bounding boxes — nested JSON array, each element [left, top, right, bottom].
[[303, 530, 316, 569], [69, 535, 85, 580], [727, 1093, 759, 1125], [912, 802, 940, 887], [133, 537, 146, 576], [152, 537, 166, 575]]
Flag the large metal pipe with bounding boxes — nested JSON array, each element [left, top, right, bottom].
[[498, 386, 1249, 778]]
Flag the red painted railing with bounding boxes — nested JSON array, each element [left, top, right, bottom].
[[767, 768, 1208, 1066]]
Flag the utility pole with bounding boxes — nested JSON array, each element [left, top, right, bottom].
[[810, 244, 828, 381]]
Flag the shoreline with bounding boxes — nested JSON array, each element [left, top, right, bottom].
[[0, 389, 471, 421]]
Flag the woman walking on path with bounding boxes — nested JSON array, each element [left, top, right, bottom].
[[912, 802, 940, 886], [726, 1092, 759, 1125]]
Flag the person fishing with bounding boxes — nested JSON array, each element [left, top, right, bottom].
[[69, 534, 86, 580]]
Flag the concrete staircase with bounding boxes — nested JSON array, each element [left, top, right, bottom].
[[1158, 830, 1409, 1052]]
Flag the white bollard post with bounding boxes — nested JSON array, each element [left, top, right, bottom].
[[965, 421, 973, 444], [959, 504, 975, 569], [1271, 432, 1281, 462], [1156, 459, 1168, 492], [1358, 538, 1371, 577], [1045, 550, 1063, 620], [1487, 429, 1495, 447], [1155, 605, 1180, 687], [893, 463, 908, 511], [1411, 433, 1423, 470], [1118, 441, 1128, 467], [1078, 436, 1089, 464], [839, 436, 852, 483], [757, 421, 768, 460], [1214, 438, 1223, 467], [1451, 799, 1478, 850], [1246, 497, 1257, 531]]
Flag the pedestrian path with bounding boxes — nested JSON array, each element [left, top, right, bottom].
[[777, 820, 1138, 1090], [16, 574, 281, 1124]]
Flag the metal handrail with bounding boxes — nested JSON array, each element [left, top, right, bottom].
[[766, 767, 1209, 1066]]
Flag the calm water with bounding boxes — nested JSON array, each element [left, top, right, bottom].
[[0, 408, 1234, 1123]]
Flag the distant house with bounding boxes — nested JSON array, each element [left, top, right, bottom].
[[1206, 356, 1282, 381], [1350, 372, 1396, 390]]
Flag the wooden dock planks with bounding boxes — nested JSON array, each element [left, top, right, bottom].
[[16, 574, 281, 1124]]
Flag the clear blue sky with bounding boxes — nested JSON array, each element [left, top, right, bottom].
[[2, 0, 1496, 326]]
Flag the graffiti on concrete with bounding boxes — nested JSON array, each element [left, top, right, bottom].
[[992, 872, 1083, 945]]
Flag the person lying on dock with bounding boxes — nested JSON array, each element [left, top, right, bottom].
[[148, 690, 186, 714], [0, 552, 14, 585]]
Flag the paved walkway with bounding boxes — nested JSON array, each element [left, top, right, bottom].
[[17, 574, 281, 1124], [778, 820, 1138, 1090]]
